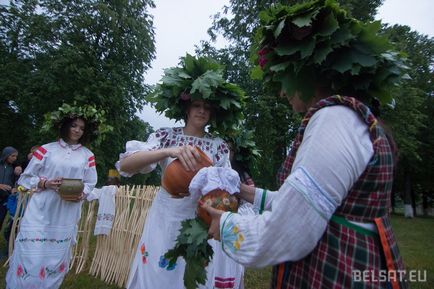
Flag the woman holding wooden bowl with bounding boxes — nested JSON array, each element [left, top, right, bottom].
[[6, 103, 111, 289]]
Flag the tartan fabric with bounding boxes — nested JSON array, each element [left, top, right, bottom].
[[272, 95, 406, 289]]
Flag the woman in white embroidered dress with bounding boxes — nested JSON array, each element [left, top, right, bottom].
[[6, 108, 98, 289], [117, 54, 246, 289]]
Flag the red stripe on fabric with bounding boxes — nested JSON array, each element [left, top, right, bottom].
[[214, 281, 234, 288], [37, 146, 47, 154], [33, 151, 43, 160], [215, 277, 235, 281], [276, 263, 285, 289], [89, 161, 96, 167], [88, 156, 95, 161], [375, 218, 400, 289]]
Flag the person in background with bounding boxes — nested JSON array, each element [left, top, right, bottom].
[[227, 137, 256, 187], [4, 146, 39, 247], [5, 103, 110, 289], [0, 147, 19, 232], [202, 1, 408, 289]]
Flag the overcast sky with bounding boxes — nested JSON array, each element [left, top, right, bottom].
[[140, 0, 434, 129]]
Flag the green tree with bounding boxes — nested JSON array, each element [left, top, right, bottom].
[[196, 0, 384, 188], [0, 0, 156, 184], [382, 24, 434, 215]]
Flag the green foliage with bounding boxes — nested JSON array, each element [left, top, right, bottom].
[[0, 0, 156, 185], [252, 0, 408, 104], [147, 53, 246, 135], [197, 0, 386, 188], [381, 24, 434, 196], [225, 128, 261, 171], [41, 102, 113, 146], [163, 218, 213, 289]]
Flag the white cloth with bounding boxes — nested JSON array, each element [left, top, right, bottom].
[[404, 204, 414, 218], [119, 127, 244, 289], [89, 185, 117, 236], [219, 106, 374, 267], [189, 167, 240, 200], [6, 139, 97, 289]]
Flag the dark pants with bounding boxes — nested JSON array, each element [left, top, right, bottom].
[[0, 203, 7, 231]]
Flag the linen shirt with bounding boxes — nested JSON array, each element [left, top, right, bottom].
[[219, 106, 374, 267]]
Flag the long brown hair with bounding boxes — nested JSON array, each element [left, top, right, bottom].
[[59, 117, 95, 146]]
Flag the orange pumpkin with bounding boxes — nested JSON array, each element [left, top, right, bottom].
[[197, 189, 239, 226], [162, 147, 213, 197]]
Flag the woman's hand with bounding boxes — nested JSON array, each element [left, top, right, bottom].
[[45, 177, 63, 191], [167, 145, 201, 172], [14, 166, 23, 176], [0, 184, 12, 191], [238, 183, 256, 204], [201, 203, 224, 241], [65, 191, 85, 202]]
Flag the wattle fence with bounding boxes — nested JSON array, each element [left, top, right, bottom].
[[4, 185, 159, 288]]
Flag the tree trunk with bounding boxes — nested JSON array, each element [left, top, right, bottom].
[[391, 184, 396, 214], [422, 191, 431, 216], [411, 187, 417, 217], [403, 172, 414, 218]]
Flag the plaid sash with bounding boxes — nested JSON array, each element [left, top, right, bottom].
[[272, 95, 406, 289]]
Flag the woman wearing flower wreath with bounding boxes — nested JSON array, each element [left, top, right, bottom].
[[6, 103, 111, 289], [117, 54, 246, 289], [202, 1, 408, 289]]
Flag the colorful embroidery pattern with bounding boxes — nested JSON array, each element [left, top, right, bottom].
[[140, 243, 149, 264], [16, 262, 67, 280], [16, 264, 29, 279], [18, 237, 72, 244], [215, 276, 235, 289], [158, 255, 177, 271], [39, 267, 46, 280], [96, 213, 114, 221], [222, 217, 245, 253]]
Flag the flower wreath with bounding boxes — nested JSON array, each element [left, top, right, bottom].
[[251, 0, 408, 104], [146, 54, 246, 134], [41, 102, 113, 145]]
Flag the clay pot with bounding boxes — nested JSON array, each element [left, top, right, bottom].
[[58, 178, 84, 201], [162, 147, 213, 197], [197, 189, 239, 226]]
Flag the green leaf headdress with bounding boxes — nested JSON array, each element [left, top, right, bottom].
[[226, 128, 261, 170], [147, 54, 246, 133], [251, 0, 408, 104], [41, 102, 113, 145]]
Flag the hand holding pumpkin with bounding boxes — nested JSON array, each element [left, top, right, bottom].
[[200, 203, 224, 241], [167, 145, 201, 171], [162, 147, 213, 197]]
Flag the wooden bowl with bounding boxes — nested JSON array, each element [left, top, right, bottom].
[[58, 178, 84, 201], [162, 147, 213, 197], [197, 189, 239, 226]]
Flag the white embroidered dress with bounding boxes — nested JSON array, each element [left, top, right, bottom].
[[117, 127, 244, 289], [6, 139, 97, 289]]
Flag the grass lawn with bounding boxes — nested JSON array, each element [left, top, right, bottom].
[[0, 214, 432, 289]]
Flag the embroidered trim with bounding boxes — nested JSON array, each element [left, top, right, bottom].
[[18, 237, 72, 244], [286, 166, 337, 220], [259, 189, 266, 214], [96, 213, 114, 222], [159, 255, 176, 270], [58, 139, 82, 151], [16, 262, 67, 280], [221, 213, 245, 254], [140, 243, 149, 264]]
